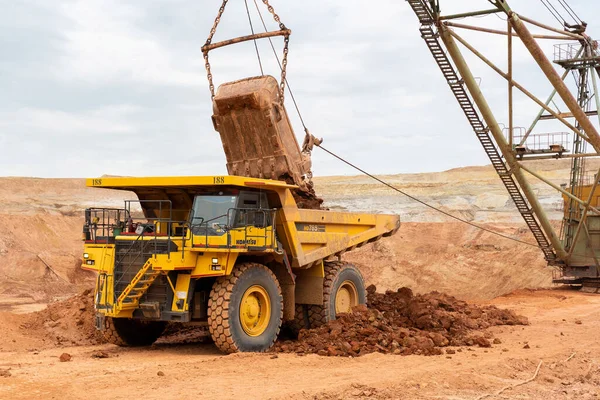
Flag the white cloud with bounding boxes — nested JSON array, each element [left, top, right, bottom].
[[1, 0, 599, 179], [0, 106, 137, 136], [56, 0, 203, 86]]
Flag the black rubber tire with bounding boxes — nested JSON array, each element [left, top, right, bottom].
[[282, 305, 307, 339], [208, 262, 283, 353], [304, 261, 367, 329], [286, 304, 323, 337], [102, 317, 166, 346]]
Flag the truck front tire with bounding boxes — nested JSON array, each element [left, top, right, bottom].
[[103, 317, 166, 346], [208, 262, 283, 353]]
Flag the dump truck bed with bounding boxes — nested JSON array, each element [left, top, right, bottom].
[[280, 208, 400, 269]]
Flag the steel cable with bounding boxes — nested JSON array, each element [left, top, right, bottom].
[[546, 0, 567, 24], [316, 145, 600, 264], [315, 143, 542, 249], [557, 0, 582, 24], [252, 0, 308, 132], [244, 0, 264, 76], [539, 0, 565, 26]]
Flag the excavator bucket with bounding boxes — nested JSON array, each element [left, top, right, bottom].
[[211, 75, 322, 208]]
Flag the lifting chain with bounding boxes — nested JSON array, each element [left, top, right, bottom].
[[202, 0, 290, 102], [279, 33, 290, 103], [203, 0, 229, 99], [260, 0, 289, 101]]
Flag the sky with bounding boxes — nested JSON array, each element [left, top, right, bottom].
[[1, 0, 599, 178]]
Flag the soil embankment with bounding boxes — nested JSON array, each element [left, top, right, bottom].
[[0, 165, 558, 305]]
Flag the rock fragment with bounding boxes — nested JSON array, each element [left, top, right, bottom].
[[91, 350, 109, 359], [273, 286, 527, 357]]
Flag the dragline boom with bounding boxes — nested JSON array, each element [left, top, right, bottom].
[[407, 0, 600, 287]]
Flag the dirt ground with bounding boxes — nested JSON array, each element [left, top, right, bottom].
[[0, 169, 596, 399], [0, 289, 598, 399]]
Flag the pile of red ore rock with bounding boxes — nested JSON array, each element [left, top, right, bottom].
[[274, 285, 528, 357]]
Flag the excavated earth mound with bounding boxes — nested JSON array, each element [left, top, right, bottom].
[[19, 286, 526, 353], [22, 289, 103, 347], [273, 285, 528, 357], [19, 290, 211, 348]]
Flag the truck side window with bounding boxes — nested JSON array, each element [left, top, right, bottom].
[[234, 192, 270, 228]]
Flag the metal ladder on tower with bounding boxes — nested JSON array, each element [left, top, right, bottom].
[[406, 0, 556, 262]]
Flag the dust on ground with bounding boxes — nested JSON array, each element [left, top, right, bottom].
[[0, 168, 593, 399], [1, 289, 599, 400]]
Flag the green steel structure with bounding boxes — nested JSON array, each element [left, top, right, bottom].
[[407, 0, 600, 288]]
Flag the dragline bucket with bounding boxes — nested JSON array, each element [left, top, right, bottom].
[[211, 75, 321, 207]]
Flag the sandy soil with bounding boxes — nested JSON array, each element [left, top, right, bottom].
[[0, 164, 594, 399], [0, 165, 558, 303], [0, 178, 128, 302], [348, 222, 550, 300], [1, 289, 598, 400]]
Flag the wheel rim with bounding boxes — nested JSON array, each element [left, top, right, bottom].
[[240, 285, 271, 337], [335, 280, 359, 314]]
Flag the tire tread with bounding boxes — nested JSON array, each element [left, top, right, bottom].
[[308, 260, 365, 328], [208, 262, 283, 353]]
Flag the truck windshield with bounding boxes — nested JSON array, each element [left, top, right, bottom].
[[191, 194, 237, 226]]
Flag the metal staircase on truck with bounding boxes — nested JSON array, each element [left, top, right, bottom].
[[116, 259, 160, 311]]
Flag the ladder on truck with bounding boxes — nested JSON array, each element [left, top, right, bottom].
[[116, 259, 160, 311], [407, 0, 556, 262]]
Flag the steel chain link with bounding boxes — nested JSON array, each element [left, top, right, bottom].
[[202, 0, 289, 102], [279, 34, 289, 102], [261, 0, 286, 30], [261, 0, 288, 101], [204, 0, 229, 98]]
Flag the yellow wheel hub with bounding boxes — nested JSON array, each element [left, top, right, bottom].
[[335, 280, 359, 314], [240, 285, 271, 337]]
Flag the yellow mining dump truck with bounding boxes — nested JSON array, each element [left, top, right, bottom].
[[82, 175, 399, 352]]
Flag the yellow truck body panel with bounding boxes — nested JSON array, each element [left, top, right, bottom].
[[82, 176, 399, 320]]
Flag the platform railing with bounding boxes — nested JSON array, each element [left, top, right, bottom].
[[554, 43, 581, 62], [513, 132, 571, 154]]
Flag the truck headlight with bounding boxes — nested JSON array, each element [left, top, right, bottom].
[[83, 253, 89, 259], [212, 258, 219, 264]]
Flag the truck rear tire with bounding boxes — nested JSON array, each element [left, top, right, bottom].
[[102, 317, 166, 346], [299, 261, 367, 330], [208, 262, 283, 353]]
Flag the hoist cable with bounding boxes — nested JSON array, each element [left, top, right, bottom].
[[315, 144, 541, 249], [244, 0, 264, 76], [546, 0, 567, 24], [557, 0, 582, 24], [252, 0, 308, 131], [539, 0, 565, 26]]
